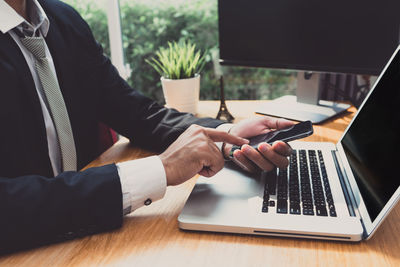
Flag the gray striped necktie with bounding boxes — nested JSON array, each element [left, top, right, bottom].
[[20, 36, 77, 172]]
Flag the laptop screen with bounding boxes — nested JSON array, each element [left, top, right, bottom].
[[341, 49, 400, 222]]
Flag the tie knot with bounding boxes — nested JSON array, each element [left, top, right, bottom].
[[20, 36, 46, 59]]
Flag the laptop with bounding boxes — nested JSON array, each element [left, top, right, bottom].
[[178, 44, 400, 241]]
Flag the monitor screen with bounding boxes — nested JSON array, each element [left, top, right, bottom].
[[218, 0, 400, 75], [341, 47, 400, 222]]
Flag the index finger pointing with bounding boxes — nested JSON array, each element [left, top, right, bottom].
[[204, 128, 249, 145]]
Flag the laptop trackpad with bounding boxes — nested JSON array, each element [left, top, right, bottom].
[[181, 162, 263, 221]]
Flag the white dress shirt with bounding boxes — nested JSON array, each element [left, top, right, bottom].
[[0, 0, 232, 215]]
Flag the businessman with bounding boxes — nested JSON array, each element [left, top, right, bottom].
[[0, 0, 293, 253]]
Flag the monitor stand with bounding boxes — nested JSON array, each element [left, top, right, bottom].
[[255, 72, 351, 124]]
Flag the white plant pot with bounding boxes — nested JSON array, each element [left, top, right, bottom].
[[161, 74, 200, 115]]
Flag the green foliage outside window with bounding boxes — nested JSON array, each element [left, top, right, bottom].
[[63, 0, 295, 104]]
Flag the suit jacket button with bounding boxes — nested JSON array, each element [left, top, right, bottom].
[[144, 198, 152, 206]]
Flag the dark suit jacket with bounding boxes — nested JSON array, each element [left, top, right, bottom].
[[0, 0, 223, 253]]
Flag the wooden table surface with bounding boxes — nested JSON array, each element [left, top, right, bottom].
[[1, 100, 400, 267]]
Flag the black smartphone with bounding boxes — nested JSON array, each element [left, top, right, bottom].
[[230, 120, 313, 156], [248, 120, 313, 148]]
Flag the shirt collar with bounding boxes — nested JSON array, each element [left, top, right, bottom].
[[0, 0, 49, 36]]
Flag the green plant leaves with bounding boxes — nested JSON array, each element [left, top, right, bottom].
[[146, 40, 205, 79]]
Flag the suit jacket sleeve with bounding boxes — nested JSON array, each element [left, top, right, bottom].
[[0, 164, 122, 254], [66, 5, 224, 152]]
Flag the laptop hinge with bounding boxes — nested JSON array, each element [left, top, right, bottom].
[[331, 150, 356, 217]]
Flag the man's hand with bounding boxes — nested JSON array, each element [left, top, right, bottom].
[[160, 125, 249, 186], [225, 117, 295, 173]]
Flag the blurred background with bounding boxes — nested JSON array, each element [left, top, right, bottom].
[[63, 0, 296, 104]]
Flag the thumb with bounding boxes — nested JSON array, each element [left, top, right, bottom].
[[204, 128, 249, 145], [262, 117, 295, 130]]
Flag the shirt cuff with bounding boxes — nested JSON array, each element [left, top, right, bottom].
[[215, 123, 234, 151], [117, 156, 167, 215]]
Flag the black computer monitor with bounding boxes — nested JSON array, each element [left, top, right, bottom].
[[218, 0, 400, 123]]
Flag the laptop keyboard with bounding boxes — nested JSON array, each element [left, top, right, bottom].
[[262, 149, 337, 217]]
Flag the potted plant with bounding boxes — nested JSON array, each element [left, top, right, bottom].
[[146, 40, 206, 114]]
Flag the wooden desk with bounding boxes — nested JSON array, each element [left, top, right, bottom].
[[1, 101, 400, 267]]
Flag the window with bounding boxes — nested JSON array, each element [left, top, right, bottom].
[[63, 0, 295, 104]]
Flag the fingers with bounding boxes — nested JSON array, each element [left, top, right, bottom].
[[239, 145, 275, 171], [187, 125, 236, 176], [161, 125, 231, 185], [233, 142, 291, 172], [232, 150, 259, 173], [199, 166, 220, 177], [204, 127, 249, 145], [199, 142, 225, 177], [261, 117, 295, 130], [271, 141, 293, 157], [257, 143, 289, 169], [275, 118, 295, 130]]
